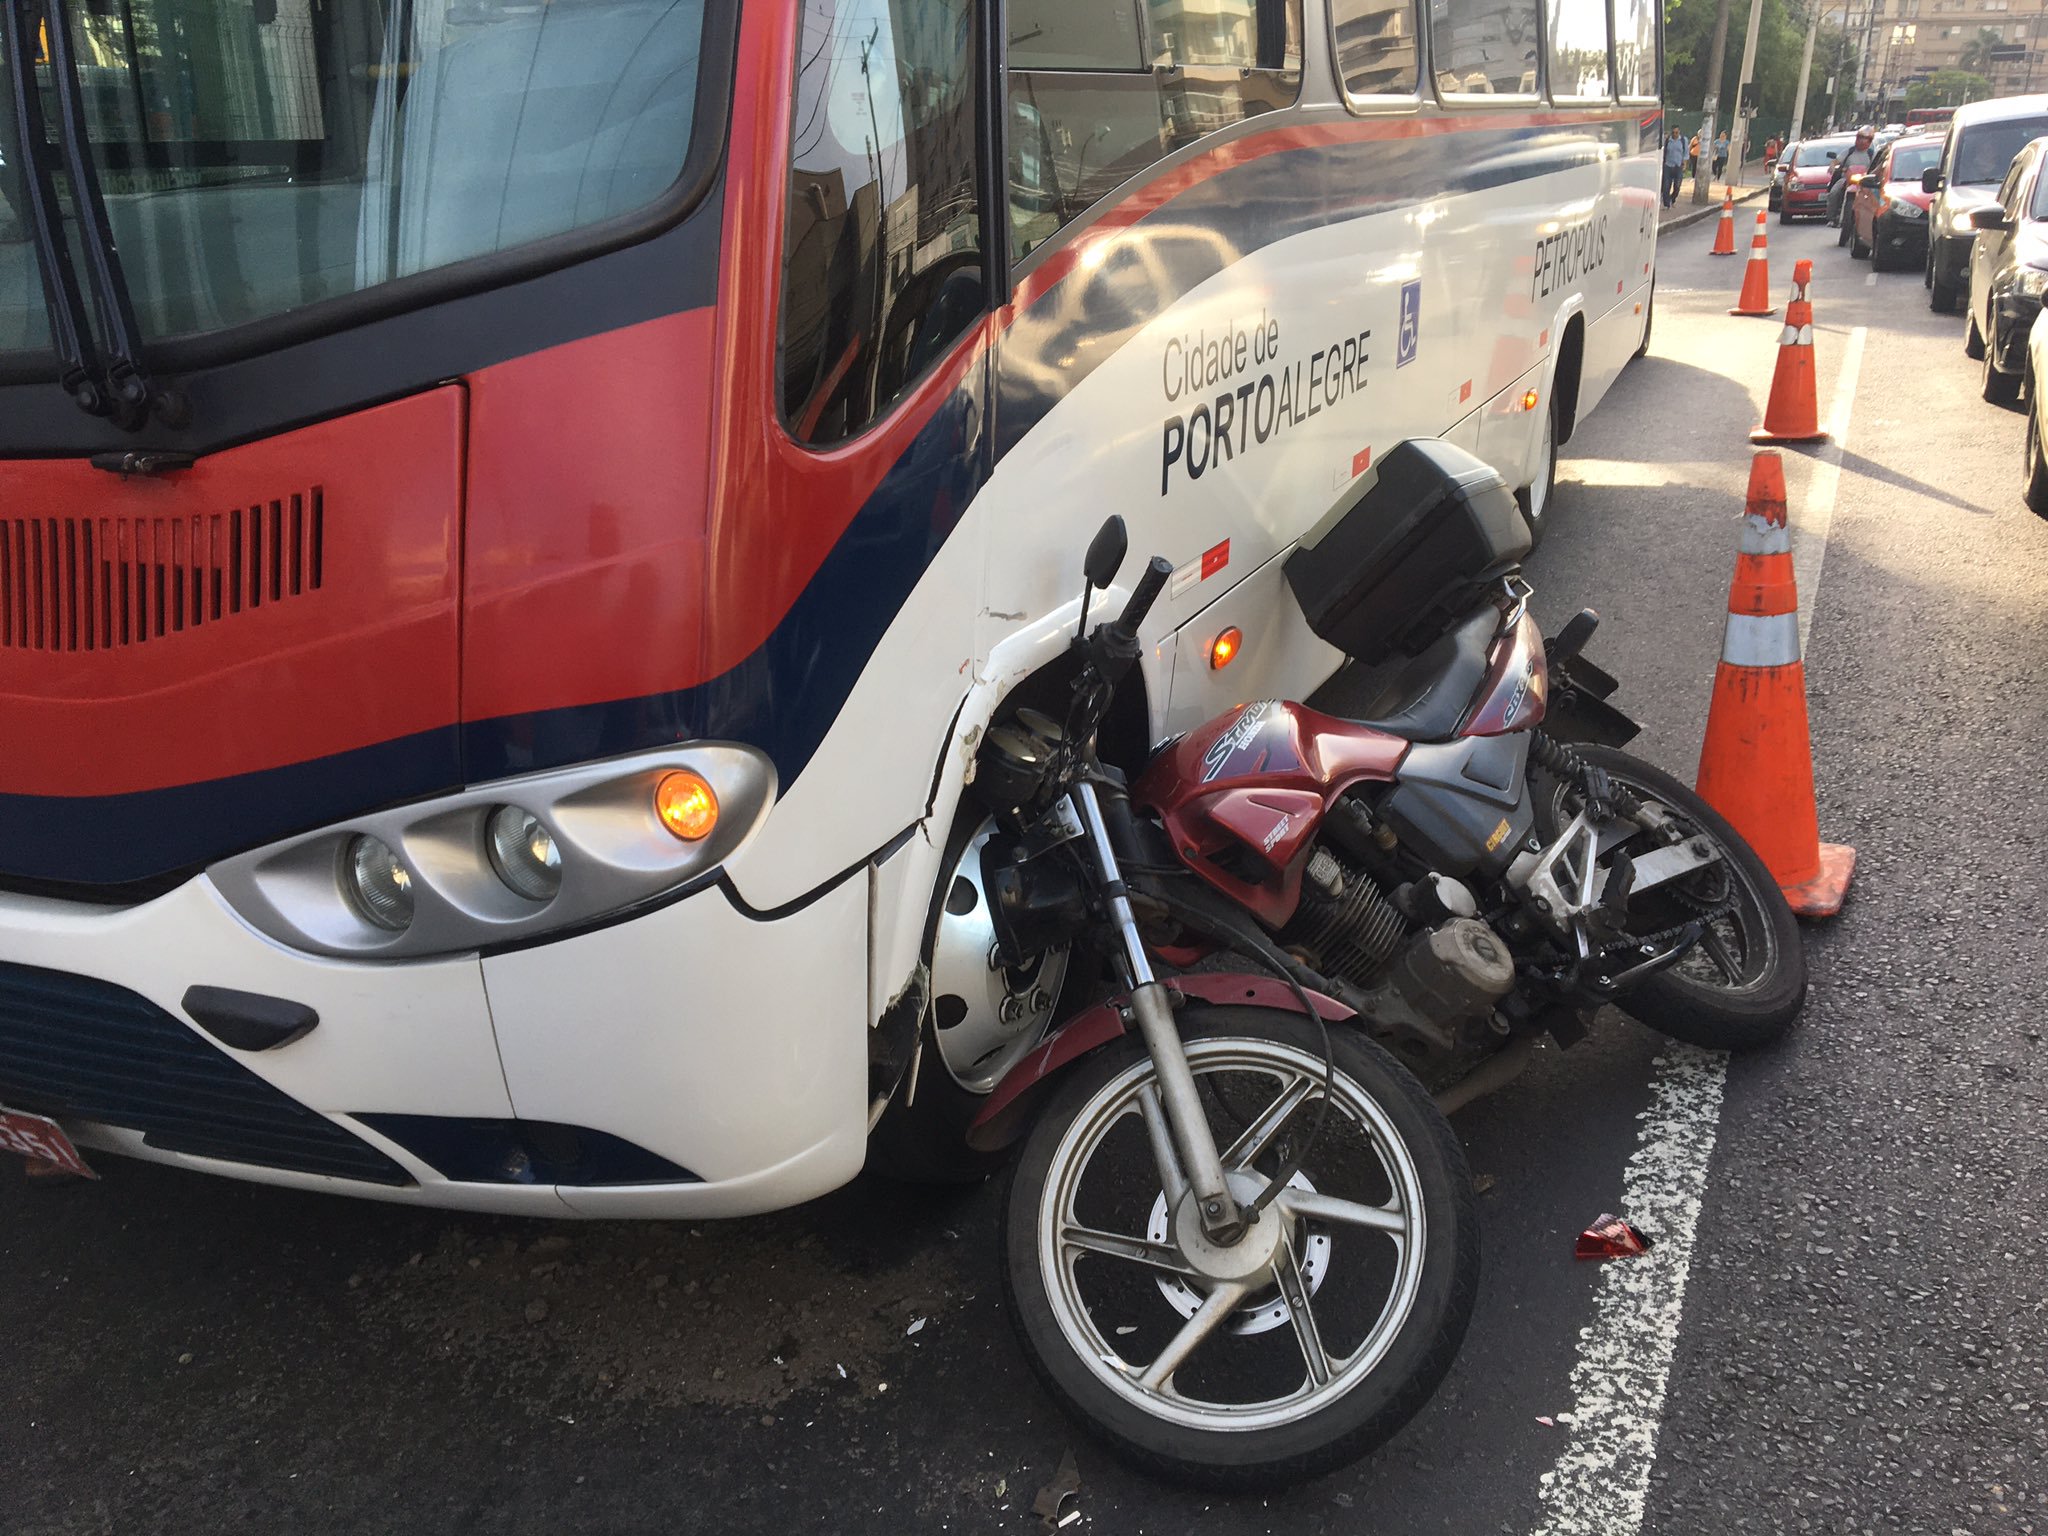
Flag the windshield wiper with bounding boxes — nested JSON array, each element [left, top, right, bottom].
[[38, 0, 185, 429], [2, 0, 111, 419]]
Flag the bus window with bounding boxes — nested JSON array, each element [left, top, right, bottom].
[[1546, 0, 1612, 102], [780, 0, 985, 447], [1610, 0, 1660, 101], [1430, 0, 1541, 99], [1007, 0, 1302, 264], [1331, 0, 1422, 101]]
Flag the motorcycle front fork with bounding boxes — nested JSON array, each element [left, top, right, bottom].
[[1072, 782, 1247, 1244]]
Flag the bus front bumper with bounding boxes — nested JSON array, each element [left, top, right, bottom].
[[0, 873, 868, 1218]]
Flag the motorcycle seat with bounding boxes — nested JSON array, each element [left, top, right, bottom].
[[1350, 604, 1502, 742]]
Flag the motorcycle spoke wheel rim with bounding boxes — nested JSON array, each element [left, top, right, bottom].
[[1036, 1038, 1427, 1434]]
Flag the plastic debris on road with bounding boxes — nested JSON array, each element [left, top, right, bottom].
[[1575, 1212, 1654, 1260], [1033, 1449, 1081, 1530]]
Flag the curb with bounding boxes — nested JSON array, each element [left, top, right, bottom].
[[1659, 187, 1767, 239]]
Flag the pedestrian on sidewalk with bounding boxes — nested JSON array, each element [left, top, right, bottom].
[[1764, 134, 1782, 167], [1714, 131, 1729, 179], [1688, 131, 1700, 180], [1662, 127, 1687, 206]]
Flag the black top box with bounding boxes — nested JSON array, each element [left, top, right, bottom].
[[1283, 438, 1531, 665]]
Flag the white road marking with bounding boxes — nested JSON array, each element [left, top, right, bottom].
[[1792, 324, 1866, 654], [1526, 326, 1866, 1536], [1527, 1046, 1729, 1536], [1866, 271, 1878, 286]]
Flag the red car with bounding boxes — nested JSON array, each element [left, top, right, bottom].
[[1780, 135, 1856, 222], [1847, 133, 1944, 269]]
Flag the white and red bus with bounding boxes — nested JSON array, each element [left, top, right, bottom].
[[0, 0, 1658, 1212]]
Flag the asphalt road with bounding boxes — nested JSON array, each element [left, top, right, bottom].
[[8, 217, 2048, 1536]]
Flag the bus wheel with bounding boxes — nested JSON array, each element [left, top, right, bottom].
[[868, 815, 1076, 1183], [1634, 287, 1654, 359], [1516, 394, 1559, 545]]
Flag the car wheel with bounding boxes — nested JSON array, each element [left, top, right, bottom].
[[1966, 309, 1987, 360], [1925, 244, 1935, 289], [1779, 206, 1795, 226], [2026, 383, 2048, 518], [1984, 323, 2020, 406], [1837, 215, 1852, 246]]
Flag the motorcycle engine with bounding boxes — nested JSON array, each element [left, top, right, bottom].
[[1283, 845, 1410, 986]]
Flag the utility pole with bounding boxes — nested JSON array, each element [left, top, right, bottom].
[[1729, 0, 1770, 186], [1694, 0, 1737, 205], [1789, 2, 1824, 147]]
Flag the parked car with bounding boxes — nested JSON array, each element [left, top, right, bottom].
[[1846, 132, 1943, 269], [2023, 307, 2048, 514], [1964, 135, 2048, 403], [1925, 93, 2048, 312], [1780, 136, 1855, 222], [1769, 146, 1795, 210]]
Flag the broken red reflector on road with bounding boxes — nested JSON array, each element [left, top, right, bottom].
[[1575, 1213, 1653, 1260]]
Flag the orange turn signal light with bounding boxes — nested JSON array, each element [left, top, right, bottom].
[[1522, 389, 1541, 412], [655, 770, 719, 841], [1209, 626, 1242, 670]]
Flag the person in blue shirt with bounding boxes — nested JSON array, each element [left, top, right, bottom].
[[1663, 129, 1687, 207]]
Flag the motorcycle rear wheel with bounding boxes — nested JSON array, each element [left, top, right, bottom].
[[1532, 746, 1806, 1051], [1001, 1006, 1478, 1488]]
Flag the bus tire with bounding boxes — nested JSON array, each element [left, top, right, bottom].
[[868, 813, 1080, 1184], [1516, 393, 1560, 545], [1634, 287, 1654, 359]]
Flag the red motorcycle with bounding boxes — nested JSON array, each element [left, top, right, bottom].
[[955, 440, 1804, 1487]]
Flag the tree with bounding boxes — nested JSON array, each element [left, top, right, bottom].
[[1907, 68, 1994, 109], [1958, 29, 2003, 73], [1665, 0, 1859, 147]]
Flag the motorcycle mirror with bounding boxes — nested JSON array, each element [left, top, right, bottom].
[[1084, 516, 1128, 594]]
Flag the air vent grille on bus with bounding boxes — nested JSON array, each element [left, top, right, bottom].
[[0, 489, 325, 651]]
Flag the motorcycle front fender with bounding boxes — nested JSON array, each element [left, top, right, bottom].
[[963, 973, 1354, 1152]]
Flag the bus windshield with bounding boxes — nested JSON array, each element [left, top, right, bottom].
[[1, 0, 709, 358]]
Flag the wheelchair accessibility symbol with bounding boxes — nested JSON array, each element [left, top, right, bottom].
[[1397, 280, 1420, 368]]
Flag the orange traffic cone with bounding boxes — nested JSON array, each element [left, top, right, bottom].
[[1709, 195, 1738, 255], [1695, 452, 1855, 919], [1729, 212, 1773, 316], [1752, 260, 1827, 445]]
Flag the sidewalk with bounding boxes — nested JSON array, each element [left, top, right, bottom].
[[1659, 180, 1768, 237]]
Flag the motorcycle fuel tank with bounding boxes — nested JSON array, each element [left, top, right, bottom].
[[1135, 700, 1408, 927]]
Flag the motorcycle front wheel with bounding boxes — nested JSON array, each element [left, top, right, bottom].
[[1532, 745, 1806, 1051], [1001, 1006, 1478, 1488]]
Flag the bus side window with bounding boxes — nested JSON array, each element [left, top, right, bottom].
[[1545, 0, 1613, 102], [779, 0, 986, 447], [1331, 0, 1421, 101], [1430, 0, 1542, 99], [1610, 0, 1660, 101], [1006, 1, 1303, 265]]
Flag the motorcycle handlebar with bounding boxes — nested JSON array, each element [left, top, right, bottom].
[[1116, 556, 1174, 634]]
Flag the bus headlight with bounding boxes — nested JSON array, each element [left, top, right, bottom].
[[487, 806, 562, 902], [210, 744, 776, 960], [343, 835, 415, 931]]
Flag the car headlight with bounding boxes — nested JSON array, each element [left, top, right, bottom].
[[2016, 266, 2048, 299], [1887, 198, 1926, 220], [343, 834, 415, 931], [487, 805, 562, 902]]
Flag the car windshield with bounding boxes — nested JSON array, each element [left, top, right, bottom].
[[1794, 141, 1849, 167], [1887, 143, 1941, 183], [0, 0, 709, 359], [1954, 116, 2048, 183]]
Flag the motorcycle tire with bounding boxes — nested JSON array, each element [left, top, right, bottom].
[[1532, 746, 1806, 1052], [1002, 1005, 1478, 1489]]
